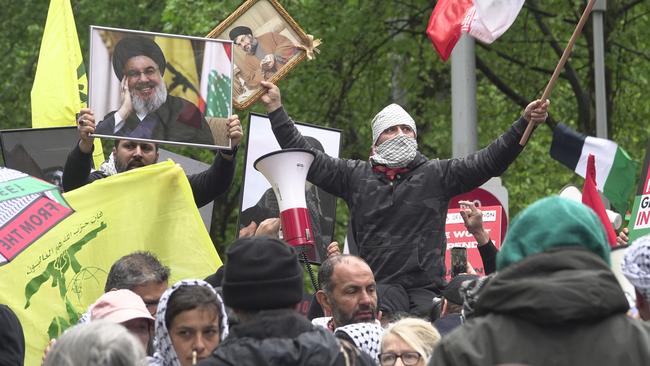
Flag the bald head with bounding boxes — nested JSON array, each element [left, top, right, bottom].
[[316, 254, 377, 327]]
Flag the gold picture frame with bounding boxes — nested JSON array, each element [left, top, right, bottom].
[[207, 0, 316, 110]]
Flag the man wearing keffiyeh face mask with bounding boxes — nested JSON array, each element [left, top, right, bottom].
[[259, 81, 549, 319], [369, 104, 419, 179]]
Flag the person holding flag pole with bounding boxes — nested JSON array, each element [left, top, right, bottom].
[[258, 79, 548, 319], [427, 0, 598, 146]]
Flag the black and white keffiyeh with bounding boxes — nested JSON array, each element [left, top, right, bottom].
[[334, 322, 382, 364], [149, 279, 228, 366], [370, 135, 417, 168], [370, 103, 417, 145], [622, 234, 650, 304], [99, 152, 118, 176]]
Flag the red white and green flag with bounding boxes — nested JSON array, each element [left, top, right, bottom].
[[550, 123, 638, 213], [427, 0, 525, 61], [199, 42, 232, 118]]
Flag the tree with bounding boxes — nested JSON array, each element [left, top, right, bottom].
[[3, 0, 649, 252]]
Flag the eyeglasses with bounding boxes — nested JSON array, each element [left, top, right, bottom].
[[379, 352, 422, 366], [125, 67, 159, 80]]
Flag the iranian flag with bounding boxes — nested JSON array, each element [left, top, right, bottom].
[[199, 42, 232, 118], [426, 0, 525, 61], [550, 123, 638, 213]]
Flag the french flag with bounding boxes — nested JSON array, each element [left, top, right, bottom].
[[426, 0, 525, 61]]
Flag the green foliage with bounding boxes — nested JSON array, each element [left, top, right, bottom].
[[3, 0, 649, 256]]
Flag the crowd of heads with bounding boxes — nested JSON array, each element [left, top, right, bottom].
[[21, 194, 650, 365]]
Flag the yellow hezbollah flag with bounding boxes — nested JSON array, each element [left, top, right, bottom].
[[30, 0, 104, 168], [0, 161, 221, 365], [155, 36, 201, 105]]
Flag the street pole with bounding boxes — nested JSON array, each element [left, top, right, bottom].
[[593, 0, 608, 138], [451, 34, 477, 158]]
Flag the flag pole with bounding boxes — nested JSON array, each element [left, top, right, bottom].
[[519, 0, 597, 146]]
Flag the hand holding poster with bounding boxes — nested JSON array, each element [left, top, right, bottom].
[[445, 205, 503, 278], [207, 0, 320, 109]]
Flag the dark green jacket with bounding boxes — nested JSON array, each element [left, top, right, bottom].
[[430, 248, 650, 366]]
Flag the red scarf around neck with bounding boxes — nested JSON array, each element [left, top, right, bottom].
[[372, 165, 410, 181]]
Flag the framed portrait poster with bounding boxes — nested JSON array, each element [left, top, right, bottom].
[[0, 127, 80, 190], [207, 0, 318, 110], [89, 26, 234, 149], [240, 113, 341, 264]]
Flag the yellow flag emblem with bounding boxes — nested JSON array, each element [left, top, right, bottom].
[[0, 161, 221, 365]]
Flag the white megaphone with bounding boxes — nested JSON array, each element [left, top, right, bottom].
[[254, 148, 316, 248], [559, 185, 623, 230]]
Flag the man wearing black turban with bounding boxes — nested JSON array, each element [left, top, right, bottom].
[[94, 36, 214, 145], [228, 26, 298, 100], [64, 36, 244, 208]]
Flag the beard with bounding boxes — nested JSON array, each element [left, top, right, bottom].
[[331, 303, 377, 327], [131, 80, 167, 116], [114, 154, 146, 173], [245, 38, 259, 55]]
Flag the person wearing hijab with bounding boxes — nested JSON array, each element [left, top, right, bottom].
[[149, 279, 228, 366]]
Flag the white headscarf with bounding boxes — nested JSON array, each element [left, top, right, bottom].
[[370, 104, 417, 146], [369, 104, 418, 168]]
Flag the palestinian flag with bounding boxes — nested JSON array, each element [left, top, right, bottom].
[[550, 123, 638, 212], [199, 42, 232, 118]]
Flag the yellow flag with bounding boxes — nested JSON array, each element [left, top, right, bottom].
[[30, 0, 104, 168], [0, 161, 221, 365], [155, 36, 201, 105]]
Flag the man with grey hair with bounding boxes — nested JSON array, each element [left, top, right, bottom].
[[622, 234, 650, 320], [78, 251, 170, 325], [104, 251, 171, 316], [260, 81, 549, 317]]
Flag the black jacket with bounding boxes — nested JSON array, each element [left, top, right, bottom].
[[95, 95, 214, 145], [430, 248, 650, 366], [269, 107, 525, 289], [0, 305, 24, 366], [198, 309, 374, 366], [62, 144, 235, 208]]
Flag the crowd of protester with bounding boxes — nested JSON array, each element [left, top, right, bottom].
[[3, 69, 650, 365], [2, 193, 647, 366]]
